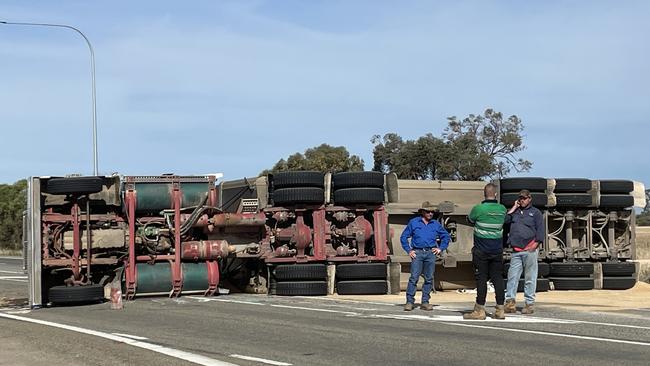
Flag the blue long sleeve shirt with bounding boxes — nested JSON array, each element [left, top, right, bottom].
[[400, 216, 451, 253]]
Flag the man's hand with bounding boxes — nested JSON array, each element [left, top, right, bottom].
[[507, 200, 520, 214], [409, 250, 416, 259], [432, 248, 441, 255]]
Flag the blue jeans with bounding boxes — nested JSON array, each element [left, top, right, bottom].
[[506, 249, 538, 305], [406, 249, 435, 304]]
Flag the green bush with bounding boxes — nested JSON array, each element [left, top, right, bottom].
[[0, 180, 27, 250]]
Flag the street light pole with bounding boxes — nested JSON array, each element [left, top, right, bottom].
[[1, 21, 99, 175]]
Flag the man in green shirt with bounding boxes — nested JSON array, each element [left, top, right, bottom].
[[463, 183, 507, 320]]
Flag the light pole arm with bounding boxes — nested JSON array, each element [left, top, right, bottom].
[[1, 21, 99, 175]]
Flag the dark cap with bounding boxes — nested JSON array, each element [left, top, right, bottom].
[[518, 189, 531, 198]]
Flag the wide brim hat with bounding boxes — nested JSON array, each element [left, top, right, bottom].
[[415, 201, 438, 213]]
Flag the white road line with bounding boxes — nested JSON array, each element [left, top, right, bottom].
[[0, 313, 239, 366], [269, 304, 358, 316], [0, 279, 28, 283], [112, 333, 149, 340], [0, 270, 23, 274], [187, 296, 265, 306], [230, 354, 291, 366], [444, 321, 650, 347], [0, 276, 27, 279], [372, 313, 573, 324]]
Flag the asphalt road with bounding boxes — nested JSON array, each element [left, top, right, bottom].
[[2, 257, 649, 366]]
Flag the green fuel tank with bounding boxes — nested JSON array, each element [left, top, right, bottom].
[[123, 176, 215, 213], [134, 262, 210, 294]]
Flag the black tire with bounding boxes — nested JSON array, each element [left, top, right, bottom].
[[601, 262, 636, 276], [268, 277, 277, 295], [336, 280, 388, 295], [555, 193, 593, 208], [332, 172, 384, 189], [275, 281, 327, 296], [336, 263, 387, 280], [272, 187, 324, 205], [48, 284, 105, 305], [44, 177, 103, 195], [553, 179, 592, 193], [500, 177, 547, 192], [602, 276, 636, 290], [599, 180, 634, 194], [599, 195, 634, 209], [333, 187, 385, 205], [274, 264, 327, 281], [550, 277, 594, 290], [502, 262, 549, 278], [536, 278, 550, 292], [272, 171, 324, 189], [500, 192, 548, 207], [550, 263, 594, 277]]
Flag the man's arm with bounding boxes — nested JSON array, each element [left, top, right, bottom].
[[400, 221, 413, 253], [467, 205, 477, 225], [436, 223, 452, 251], [534, 209, 545, 243]]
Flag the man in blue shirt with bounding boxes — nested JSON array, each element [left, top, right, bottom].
[[400, 201, 451, 311]]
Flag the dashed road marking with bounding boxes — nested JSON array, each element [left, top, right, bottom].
[[230, 354, 292, 365], [112, 332, 149, 340]]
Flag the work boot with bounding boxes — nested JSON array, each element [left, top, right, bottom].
[[504, 299, 517, 314], [404, 303, 414, 311], [420, 303, 434, 311], [493, 305, 505, 320], [521, 303, 534, 315], [463, 303, 486, 320]]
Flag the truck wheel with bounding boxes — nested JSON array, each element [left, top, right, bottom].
[[333, 188, 384, 204], [273, 264, 327, 281], [332, 171, 384, 189], [499, 177, 547, 192], [44, 177, 103, 195], [272, 187, 325, 205], [271, 171, 324, 189], [601, 262, 636, 276], [555, 193, 593, 208], [336, 280, 388, 295], [599, 195, 634, 209], [550, 263, 594, 277], [599, 180, 634, 194], [602, 276, 636, 290], [275, 281, 327, 296], [48, 284, 105, 305], [550, 277, 594, 290], [336, 263, 387, 280], [553, 179, 592, 193], [500, 192, 548, 207]]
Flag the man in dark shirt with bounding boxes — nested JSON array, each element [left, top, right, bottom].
[[504, 189, 544, 315], [400, 201, 451, 311]]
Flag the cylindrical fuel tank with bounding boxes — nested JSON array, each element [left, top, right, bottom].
[[133, 182, 211, 213], [134, 262, 209, 294]]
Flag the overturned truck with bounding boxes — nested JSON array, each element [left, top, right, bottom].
[[24, 172, 644, 307]]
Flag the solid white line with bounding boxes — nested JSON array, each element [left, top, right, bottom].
[[112, 332, 149, 340], [0, 313, 239, 366], [443, 321, 650, 347], [0, 276, 27, 279], [0, 278, 27, 283], [230, 354, 291, 366], [187, 296, 264, 306], [0, 257, 21, 260], [0, 270, 23, 274], [269, 304, 358, 315]]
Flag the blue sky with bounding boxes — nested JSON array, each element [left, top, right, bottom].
[[1, 1, 649, 185]]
